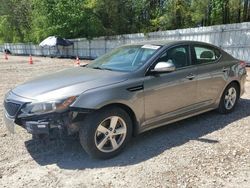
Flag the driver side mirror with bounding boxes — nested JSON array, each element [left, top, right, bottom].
[[151, 60, 176, 73]]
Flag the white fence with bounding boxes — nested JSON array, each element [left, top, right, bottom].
[[1, 22, 250, 62]]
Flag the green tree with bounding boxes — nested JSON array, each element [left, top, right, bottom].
[[0, 0, 32, 42], [30, 0, 106, 42], [1, 0, 250, 44]]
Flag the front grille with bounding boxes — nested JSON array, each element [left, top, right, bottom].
[[4, 101, 21, 117]]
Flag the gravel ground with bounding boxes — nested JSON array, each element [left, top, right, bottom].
[[0, 54, 249, 188]]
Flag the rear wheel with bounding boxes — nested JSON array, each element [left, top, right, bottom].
[[218, 83, 239, 114], [79, 107, 132, 159]]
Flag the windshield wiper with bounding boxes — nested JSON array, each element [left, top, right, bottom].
[[92, 66, 113, 71]]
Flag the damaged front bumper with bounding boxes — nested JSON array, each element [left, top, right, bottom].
[[3, 92, 93, 138], [18, 112, 75, 136], [3, 92, 86, 137], [3, 111, 15, 133], [25, 120, 50, 134], [4, 110, 68, 135], [4, 106, 84, 138]]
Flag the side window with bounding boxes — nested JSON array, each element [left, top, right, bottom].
[[194, 46, 221, 64], [156, 45, 190, 69]]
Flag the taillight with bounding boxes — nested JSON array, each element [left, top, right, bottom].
[[239, 60, 246, 68]]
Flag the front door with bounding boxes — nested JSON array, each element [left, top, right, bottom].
[[143, 45, 197, 127]]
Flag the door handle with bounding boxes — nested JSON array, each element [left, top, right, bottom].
[[222, 67, 229, 72], [186, 74, 195, 80]]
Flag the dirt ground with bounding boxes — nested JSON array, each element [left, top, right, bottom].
[[0, 54, 249, 188]]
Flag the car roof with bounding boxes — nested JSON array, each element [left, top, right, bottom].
[[124, 40, 220, 49], [128, 40, 176, 46]]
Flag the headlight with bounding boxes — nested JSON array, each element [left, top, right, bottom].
[[19, 96, 76, 116]]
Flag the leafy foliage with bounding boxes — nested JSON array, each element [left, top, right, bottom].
[[0, 0, 250, 43]]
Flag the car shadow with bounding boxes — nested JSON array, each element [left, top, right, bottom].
[[25, 98, 250, 169]]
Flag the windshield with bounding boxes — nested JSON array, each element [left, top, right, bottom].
[[86, 44, 161, 72]]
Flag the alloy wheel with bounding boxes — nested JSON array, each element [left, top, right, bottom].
[[94, 116, 127, 153], [224, 87, 237, 110]]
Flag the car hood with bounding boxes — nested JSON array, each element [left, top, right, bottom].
[[11, 67, 128, 101]]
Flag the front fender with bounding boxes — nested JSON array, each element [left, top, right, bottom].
[[70, 79, 145, 126]]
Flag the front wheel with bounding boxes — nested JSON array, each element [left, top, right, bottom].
[[79, 107, 132, 159], [218, 83, 239, 114]]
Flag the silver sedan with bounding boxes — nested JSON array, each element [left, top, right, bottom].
[[3, 40, 247, 159]]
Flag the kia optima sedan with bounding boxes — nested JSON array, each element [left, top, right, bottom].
[[3, 40, 247, 159]]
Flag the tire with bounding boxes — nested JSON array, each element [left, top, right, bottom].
[[79, 106, 133, 159], [217, 82, 239, 114]]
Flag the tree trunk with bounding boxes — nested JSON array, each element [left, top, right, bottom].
[[206, 1, 212, 26], [237, 0, 241, 22], [247, 0, 250, 21], [175, 0, 182, 28], [243, 0, 248, 21], [225, 0, 230, 24]]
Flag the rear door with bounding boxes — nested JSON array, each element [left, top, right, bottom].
[[191, 45, 227, 106]]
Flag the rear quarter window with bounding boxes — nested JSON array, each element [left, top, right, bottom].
[[194, 46, 221, 64]]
